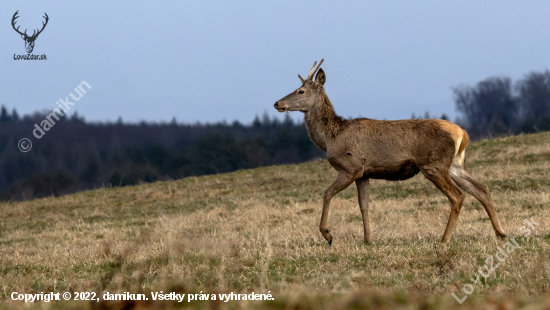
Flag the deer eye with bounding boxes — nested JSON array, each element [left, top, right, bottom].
[[298, 89, 305, 94]]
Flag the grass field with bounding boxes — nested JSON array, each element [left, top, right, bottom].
[[1, 132, 550, 309]]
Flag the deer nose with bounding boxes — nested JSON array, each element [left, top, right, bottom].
[[274, 101, 286, 112]]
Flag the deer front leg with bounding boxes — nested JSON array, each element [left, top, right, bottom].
[[320, 172, 356, 245], [355, 178, 371, 244]]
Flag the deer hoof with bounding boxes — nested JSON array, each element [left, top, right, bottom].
[[497, 233, 507, 240], [320, 228, 332, 244]]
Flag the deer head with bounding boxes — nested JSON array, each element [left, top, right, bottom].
[[274, 59, 326, 113], [12, 11, 49, 53]]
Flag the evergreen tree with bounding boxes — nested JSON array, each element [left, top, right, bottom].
[[11, 109, 19, 123], [0, 106, 10, 123]]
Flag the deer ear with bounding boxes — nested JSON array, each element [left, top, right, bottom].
[[315, 69, 326, 86]]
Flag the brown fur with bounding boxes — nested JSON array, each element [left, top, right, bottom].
[[274, 61, 506, 244]]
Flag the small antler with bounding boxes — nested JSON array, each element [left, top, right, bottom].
[[11, 11, 26, 37], [306, 59, 324, 81], [298, 74, 305, 83], [307, 61, 318, 80]]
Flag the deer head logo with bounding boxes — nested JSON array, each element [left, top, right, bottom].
[[11, 11, 49, 53]]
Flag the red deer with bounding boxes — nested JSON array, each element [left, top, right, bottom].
[[274, 59, 507, 245]]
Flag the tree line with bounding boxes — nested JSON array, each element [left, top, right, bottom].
[[0, 111, 323, 200], [454, 70, 550, 139], [2, 68, 549, 201]]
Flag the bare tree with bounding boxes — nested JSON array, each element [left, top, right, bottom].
[[454, 77, 517, 139], [517, 70, 550, 132]]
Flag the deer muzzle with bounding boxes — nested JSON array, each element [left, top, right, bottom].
[[274, 101, 287, 112]]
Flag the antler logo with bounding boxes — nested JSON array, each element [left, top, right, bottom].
[[11, 11, 49, 53]]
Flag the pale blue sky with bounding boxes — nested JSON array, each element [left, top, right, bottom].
[[2, 1, 550, 124]]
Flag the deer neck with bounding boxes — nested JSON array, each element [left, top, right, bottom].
[[304, 91, 345, 152]]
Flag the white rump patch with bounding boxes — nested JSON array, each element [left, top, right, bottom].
[[450, 135, 465, 177], [454, 136, 462, 156], [453, 150, 465, 167]]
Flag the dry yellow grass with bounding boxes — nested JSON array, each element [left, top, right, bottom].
[[1, 132, 550, 309]]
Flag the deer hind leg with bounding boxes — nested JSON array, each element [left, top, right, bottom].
[[420, 166, 466, 243], [449, 163, 507, 240]]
